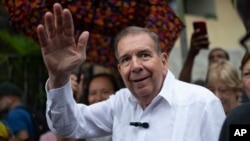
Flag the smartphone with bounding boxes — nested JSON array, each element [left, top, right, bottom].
[[193, 21, 209, 49], [193, 21, 207, 35]]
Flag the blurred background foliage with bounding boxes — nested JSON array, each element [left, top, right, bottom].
[[0, 2, 47, 110]]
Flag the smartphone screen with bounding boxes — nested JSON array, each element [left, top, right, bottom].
[[193, 21, 207, 35]]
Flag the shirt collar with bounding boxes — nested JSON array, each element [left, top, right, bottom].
[[158, 70, 175, 106], [128, 69, 175, 106]]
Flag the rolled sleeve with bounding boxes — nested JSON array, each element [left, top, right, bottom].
[[45, 79, 77, 136], [46, 79, 75, 107]]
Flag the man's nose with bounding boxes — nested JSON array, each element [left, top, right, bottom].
[[131, 57, 142, 73]]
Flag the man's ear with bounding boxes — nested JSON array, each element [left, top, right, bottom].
[[161, 52, 168, 67], [117, 63, 121, 74]]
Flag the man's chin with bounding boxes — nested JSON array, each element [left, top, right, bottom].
[[134, 88, 152, 98]]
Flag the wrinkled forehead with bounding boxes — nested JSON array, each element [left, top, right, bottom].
[[117, 32, 153, 48], [119, 32, 150, 41]]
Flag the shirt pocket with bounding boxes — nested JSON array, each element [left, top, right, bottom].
[[112, 117, 133, 141]]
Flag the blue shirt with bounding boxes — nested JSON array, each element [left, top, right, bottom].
[[7, 106, 35, 136]]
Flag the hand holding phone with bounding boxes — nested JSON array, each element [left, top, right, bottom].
[[191, 21, 209, 49]]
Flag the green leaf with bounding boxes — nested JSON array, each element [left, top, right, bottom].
[[0, 30, 40, 56]]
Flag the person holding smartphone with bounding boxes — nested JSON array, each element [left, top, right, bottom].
[[179, 21, 230, 84], [179, 21, 209, 83]]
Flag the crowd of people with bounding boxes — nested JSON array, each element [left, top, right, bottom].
[[1, 1, 250, 141]]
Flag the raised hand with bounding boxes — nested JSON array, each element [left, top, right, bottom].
[[70, 73, 84, 102], [37, 3, 89, 89], [189, 30, 210, 56], [179, 30, 209, 82]]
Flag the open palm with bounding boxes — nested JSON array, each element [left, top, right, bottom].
[[37, 3, 89, 87]]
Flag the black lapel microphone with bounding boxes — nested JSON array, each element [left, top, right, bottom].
[[130, 122, 149, 129]]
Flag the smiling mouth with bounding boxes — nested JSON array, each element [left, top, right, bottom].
[[132, 76, 148, 82]]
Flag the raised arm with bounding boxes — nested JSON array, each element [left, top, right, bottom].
[[179, 30, 209, 82], [37, 3, 89, 89]]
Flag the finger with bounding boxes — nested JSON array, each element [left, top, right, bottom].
[[44, 12, 56, 38], [71, 83, 78, 93], [193, 40, 210, 49], [192, 30, 208, 39], [71, 81, 78, 88], [53, 3, 63, 34], [70, 74, 78, 90], [192, 35, 208, 43], [77, 31, 90, 61], [62, 9, 74, 37], [79, 74, 84, 86], [192, 38, 209, 46], [199, 40, 210, 46], [70, 74, 77, 81], [37, 24, 48, 47]]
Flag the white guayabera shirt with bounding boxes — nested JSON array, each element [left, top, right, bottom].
[[46, 70, 226, 141]]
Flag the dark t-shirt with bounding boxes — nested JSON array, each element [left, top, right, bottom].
[[219, 102, 250, 141]]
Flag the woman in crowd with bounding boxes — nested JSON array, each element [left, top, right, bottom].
[[205, 59, 242, 115], [219, 51, 250, 140], [80, 73, 121, 141], [82, 73, 120, 105], [40, 73, 121, 141], [240, 52, 250, 98], [70, 72, 122, 141]]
